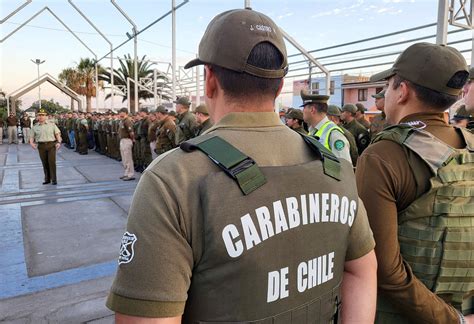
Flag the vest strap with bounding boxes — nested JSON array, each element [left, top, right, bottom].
[[300, 134, 341, 181], [180, 136, 266, 195]]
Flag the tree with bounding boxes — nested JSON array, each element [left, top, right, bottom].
[[28, 99, 69, 115], [59, 58, 104, 113], [0, 92, 22, 119], [99, 54, 170, 113]]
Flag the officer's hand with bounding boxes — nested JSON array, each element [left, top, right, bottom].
[[30, 143, 37, 150], [465, 314, 474, 324], [55, 143, 61, 150]]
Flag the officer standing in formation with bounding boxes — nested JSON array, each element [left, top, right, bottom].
[[194, 104, 213, 136], [326, 104, 359, 166], [174, 96, 198, 145], [355, 103, 371, 130], [107, 8, 377, 323], [340, 103, 370, 154], [117, 108, 135, 181], [29, 108, 62, 185], [20, 114, 31, 144], [357, 42, 474, 323], [7, 112, 18, 144], [154, 105, 176, 155], [369, 89, 387, 139], [0, 116, 4, 144], [301, 91, 352, 164], [284, 108, 307, 135]]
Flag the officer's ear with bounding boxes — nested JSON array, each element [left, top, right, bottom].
[[204, 65, 218, 99]]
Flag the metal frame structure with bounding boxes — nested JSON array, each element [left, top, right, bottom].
[[8, 73, 83, 112], [30, 59, 45, 109], [1, 6, 100, 113], [68, 0, 115, 110], [0, 0, 31, 24]]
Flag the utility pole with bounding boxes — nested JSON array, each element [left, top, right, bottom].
[[31, 59, 45, 109]]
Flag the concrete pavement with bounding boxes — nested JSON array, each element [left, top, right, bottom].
[[0, 143, 139, 323]]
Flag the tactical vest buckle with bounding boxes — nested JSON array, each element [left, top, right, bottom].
[[224, 157, 256, 179]]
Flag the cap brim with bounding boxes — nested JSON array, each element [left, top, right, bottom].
[[370, 68, 395, 82], [184, 58, 205, 69]]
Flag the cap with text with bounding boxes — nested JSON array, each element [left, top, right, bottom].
[[184, 9, 288, 79]]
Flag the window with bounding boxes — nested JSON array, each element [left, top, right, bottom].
[[358, 88, 368, 101], [330, 81, 335, 95], [311, 82, 320, 94], [375, 87, 383, 94]]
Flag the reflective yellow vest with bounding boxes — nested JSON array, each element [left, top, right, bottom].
[[309, 120, 344, 151]]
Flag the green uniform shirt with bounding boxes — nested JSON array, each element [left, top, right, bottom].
[[107, 112, 375, 320], [31, 121, 60, 142]]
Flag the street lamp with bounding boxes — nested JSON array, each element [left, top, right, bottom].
[[31, 59, 45, 109]]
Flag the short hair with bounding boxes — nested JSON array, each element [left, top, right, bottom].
[[392, 74, 458, 110], [119, 108, 129, 114], [210, 42, 283, 100], [307, 102, 328, 114]]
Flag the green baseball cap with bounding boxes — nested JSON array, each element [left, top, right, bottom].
[[285, 108, 303, 120], [356, 103, 366, 112], [341, 104, 357, 114], [174, 97, 191, 106], [327, 105, 341, 117], [371, 89, 386, 99], [194, 104, 209, 115], [370, 42, 468, 96], [155, 105, 167, 114], [300, 90, 330, 107], [469, 67, 474, 80], [184, 9, 288, 79]]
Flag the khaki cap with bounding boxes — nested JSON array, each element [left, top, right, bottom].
[[194, 104, 209, 115], [300, 90, 330, 107], [371, 89, 386, 99], [469, 67, 474, 80], [342, 104, 357, 114], [356, 103, 366, 112], [285, 109, 303, 120], [155, 105, 167, 114], [184, 9, 288, 79], [174, 97, 191, 106], [370, 42, 468, 96], [327, 105, 342, 117], [37, 108, 47, 115]]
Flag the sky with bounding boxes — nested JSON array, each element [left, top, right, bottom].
[[0, 0, 471, 110]]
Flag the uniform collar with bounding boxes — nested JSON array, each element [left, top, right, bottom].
[[309, 116, 329, 133], [399, 112, 447, 126], [210, 112, 284, 130]]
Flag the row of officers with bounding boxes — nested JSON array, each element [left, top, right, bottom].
[[55, 97, 213, 174]]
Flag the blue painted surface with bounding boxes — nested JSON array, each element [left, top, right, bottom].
[[292, 75, 344, 108], [0, 204, 117, 300]]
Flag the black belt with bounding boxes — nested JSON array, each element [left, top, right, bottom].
[[38, 141, 56, 144]]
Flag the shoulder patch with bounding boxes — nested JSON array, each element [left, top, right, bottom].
[[334, 139, 345, 151], [118, 231, 137, 265]]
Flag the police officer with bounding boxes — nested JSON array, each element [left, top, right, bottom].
[[174, 96, 198, 145], [327, 105, 359, 167], [77, 113, 89, 155], [194, 104, 213, 136], [0, 116, 4, 144], [355, 103, 371, 130], [284, 108, 306, 135], [20, 114, 31, 144], [107, 8, 376, 323], [154, 106, 176, 155], [301, 91, 352, 164], [451, 105, 472, 128], [118, 108, 135, 181], [30, 108, 62, 185], [341, 104, 370, 154], [369, 89, 387, 139], [147, 110, 160, 160], [356, 42, 474, 323], [7, 112, 18, 144]]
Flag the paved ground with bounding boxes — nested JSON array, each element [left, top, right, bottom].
[[0, 143, 140, 323]]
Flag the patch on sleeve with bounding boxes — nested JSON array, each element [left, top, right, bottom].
[[118, 231, 137, 265], [334, 140, 345, 151]]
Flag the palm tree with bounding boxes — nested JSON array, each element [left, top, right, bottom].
[[99, 54, 170, 113], [59, 58, 104, 112]]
